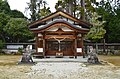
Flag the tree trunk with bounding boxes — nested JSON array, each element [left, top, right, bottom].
[[65, 0, 73, 15], [68, 0, 73, 15], [73, 0, 76, 17], [80, 0, 85, 21], [30, 0, 37, 21]]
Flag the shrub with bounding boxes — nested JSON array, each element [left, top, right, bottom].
[[17, 47, 23, 55], [0, 40, 4, 53]]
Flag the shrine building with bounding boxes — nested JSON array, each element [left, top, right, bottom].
[[29, 9, 91, 58]]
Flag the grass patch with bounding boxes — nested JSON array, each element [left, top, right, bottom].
[[98, 55, 120, 66]]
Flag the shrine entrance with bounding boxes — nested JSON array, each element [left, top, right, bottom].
[[28, 10, 91, 58], [45, 39, 74, 56]]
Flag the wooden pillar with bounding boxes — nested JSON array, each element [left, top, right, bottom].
[[74, 39, 77, 59], [81, 34, 85, 58], [35, 33, 38, 53], [43, 33, 45, 57], [43, 39, 45, 57]]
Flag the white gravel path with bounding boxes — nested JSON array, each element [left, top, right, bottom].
[[27, 62, 87, 79], [0, 62, 120, 79], [26, 62, 120, 79]]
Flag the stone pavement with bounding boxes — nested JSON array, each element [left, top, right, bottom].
[[33, 56, 88, 63]]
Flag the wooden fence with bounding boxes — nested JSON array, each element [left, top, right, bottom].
[[84, 43, 120, 55]]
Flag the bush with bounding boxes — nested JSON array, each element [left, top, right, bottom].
[[0, 40, 4, 53], [17, 47, 23, 55]]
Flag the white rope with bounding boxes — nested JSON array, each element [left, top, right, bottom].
[[53, 37, 66, 43], [53, 37, 66, 51]]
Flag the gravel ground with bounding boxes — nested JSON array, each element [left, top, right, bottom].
[[0, 62, 120, 79]]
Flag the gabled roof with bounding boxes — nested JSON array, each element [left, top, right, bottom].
[[29, 10, 91, 28], [30, 19, 89, 33]]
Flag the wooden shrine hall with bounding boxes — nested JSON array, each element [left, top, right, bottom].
[[29, 10, 91, 58]]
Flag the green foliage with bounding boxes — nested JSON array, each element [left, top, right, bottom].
[[10, 10, 26, 18], [86, 12, 106, 42], [0, 12, 10, 41], [0, 0, 11, 14], [55, 0, 75, 15], [4, 18, 33, 43], [107, 10, 120, 42], [96, 0, 120, 43], [0, 40, 4, 52], [39, 7, 51, 18], [17, 47, 23, 55], [0, 0, 34, 43], [0, 0, 25, 18], [0, 12, 10, 28], [55, 0, 96, 21], [26, 0, 50, 21]]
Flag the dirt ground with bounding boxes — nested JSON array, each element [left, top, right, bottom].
[[0, 55, 21, 66], [98, 55, 120, 66], [0, 55, 120, 79]]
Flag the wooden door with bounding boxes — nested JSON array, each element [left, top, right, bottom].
[[45, 39, 74, 56]]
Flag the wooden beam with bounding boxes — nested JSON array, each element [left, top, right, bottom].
[[45, 31, 76, 35], [41, 23, 78, 32], [31, 27, 89, 34], [44, 35, 76, 39]]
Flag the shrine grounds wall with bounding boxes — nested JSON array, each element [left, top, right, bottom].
[[1, 43, 35, 54]]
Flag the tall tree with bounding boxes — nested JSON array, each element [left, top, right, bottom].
[[55, 0, 75, 15], [4, 18, 33, 43], [96, 0, 120, 43], [80, 0, 85, 20], [0, 0, 11, 14], [0, 0, 33, 43], [39, 7, 51, 18], [107, 8, 120, 43], [26, 0, 49, 21], [64, 0, 74, 15], [0, 12, 10, 42], [10, 10, 26, 18], [55, 0, 96, 21], [86, 12, 106, 41], [38, 1, 51, 18], [29, 0, 37, 21]]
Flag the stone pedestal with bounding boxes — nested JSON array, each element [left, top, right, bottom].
[[87, 46, 100, 64], [87, 53, 99, 64], [18, 53, 35, 64]]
